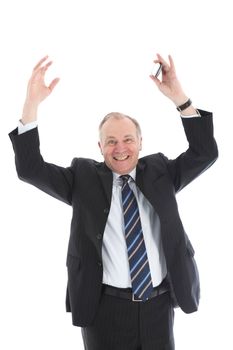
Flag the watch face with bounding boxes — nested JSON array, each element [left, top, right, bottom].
[[151, 63, 162, 78]]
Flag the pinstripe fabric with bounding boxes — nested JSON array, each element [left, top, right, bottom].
[[121, 175, 153, 301], [81, 290, 175, 349]]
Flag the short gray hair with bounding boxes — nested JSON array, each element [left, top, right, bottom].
[[99, 112, 142, 139]]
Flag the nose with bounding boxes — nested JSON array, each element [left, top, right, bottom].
[[114, 141, 127, 153]]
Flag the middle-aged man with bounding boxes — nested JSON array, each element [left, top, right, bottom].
[[9, 53, 218, 349]]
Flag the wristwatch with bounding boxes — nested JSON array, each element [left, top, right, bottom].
[[176, 98, 192, 112]]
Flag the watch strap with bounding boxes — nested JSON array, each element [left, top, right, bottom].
[[176, 98, 192, 112]]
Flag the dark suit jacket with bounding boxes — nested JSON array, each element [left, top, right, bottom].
[[9, 109, 218, 327]]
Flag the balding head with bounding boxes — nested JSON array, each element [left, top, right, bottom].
[[99, 112, 142, 141]]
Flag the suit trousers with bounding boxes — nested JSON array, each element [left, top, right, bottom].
[[81, 285, 175, 350]]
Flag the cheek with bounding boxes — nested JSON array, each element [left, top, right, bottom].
[[102, 148, 113, 159], [130, 145, 140, 155]]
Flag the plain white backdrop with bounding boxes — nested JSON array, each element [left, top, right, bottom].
[[1, 0, 232, 349]]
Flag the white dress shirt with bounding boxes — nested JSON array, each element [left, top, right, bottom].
[[102, 171, 167, 288]]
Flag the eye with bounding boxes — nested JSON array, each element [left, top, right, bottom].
[[107, 139, 117, 146], [124, 138, 134, 144]]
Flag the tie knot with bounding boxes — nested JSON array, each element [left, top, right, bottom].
[[120, 174, 130, 185]]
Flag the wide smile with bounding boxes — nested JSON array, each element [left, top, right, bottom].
[[113, 155, 130, 161]]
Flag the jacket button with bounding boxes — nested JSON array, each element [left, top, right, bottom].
[[96, 234, 102, 240], [98, 261, 102, 267], [103, 208, 109, 214]]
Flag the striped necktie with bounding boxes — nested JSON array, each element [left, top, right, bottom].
[[121, 175, 153, 301]]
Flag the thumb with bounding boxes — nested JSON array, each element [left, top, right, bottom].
[[149, 75, 161, 88], [48, 77, 60, 93]]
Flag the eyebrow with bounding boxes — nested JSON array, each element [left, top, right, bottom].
[[106, 134, 135, 140], [124, 134, 135, 138]]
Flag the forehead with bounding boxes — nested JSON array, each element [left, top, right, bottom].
[[100, 117, 137, 138]]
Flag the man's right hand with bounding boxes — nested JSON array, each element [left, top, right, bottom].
[[21, 56, 60, 125]]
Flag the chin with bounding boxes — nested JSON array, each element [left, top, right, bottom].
[[116, 170, 129, 175], [115, 166, 133, 175], [107, 159, 135, 174]]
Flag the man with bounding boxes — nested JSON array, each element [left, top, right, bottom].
[[9, 54, 218, 350]]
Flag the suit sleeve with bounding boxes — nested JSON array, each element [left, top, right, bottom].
[[9, 127, 74, 205], [160, 109, 218, 193]]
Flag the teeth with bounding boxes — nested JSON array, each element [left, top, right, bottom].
[[114, 155, 128, 161]]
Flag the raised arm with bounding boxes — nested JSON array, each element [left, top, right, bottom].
[[150, 54, 197, 116], [150, 54, 218, 192], [21, 55, 60, 125], [9, 57, 74, 205]]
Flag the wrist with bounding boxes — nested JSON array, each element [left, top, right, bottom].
[[175, 97, 198, 116], [179, 105, 198, 116], [172, 94, 189, 107], [176, 98, 192, 112], [21, 101, 38, 124]]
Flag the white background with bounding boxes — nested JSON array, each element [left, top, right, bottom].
[[1, 0, 232, 349]]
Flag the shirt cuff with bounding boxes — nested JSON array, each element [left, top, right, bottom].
[[18, 120, 38, 135], [180, 109, 201, 118]]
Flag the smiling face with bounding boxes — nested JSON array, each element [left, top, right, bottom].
[[98, 114, 142, 175]]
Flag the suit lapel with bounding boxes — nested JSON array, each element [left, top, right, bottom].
[[96, 162, 113, 205], [135, 158, 168, 217], [135, 161, 145, 192]]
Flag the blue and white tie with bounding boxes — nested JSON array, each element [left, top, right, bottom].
[[121, 175, 153, 301]]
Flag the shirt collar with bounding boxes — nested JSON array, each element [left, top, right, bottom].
[[113, 168, 136, 185]]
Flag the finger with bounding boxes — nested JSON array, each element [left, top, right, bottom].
[[168, 55, 176, 72], [41, 60, 53, 75], [32, 61, 53, 80], [155, 53, 170, 73], [48, 77, 60, 92], [33, 55, 49, 71], [149, 74, 161, 87], [156, 53, 169, 66]]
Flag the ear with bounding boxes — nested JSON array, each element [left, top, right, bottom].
[[98, 141, 103, 155]]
